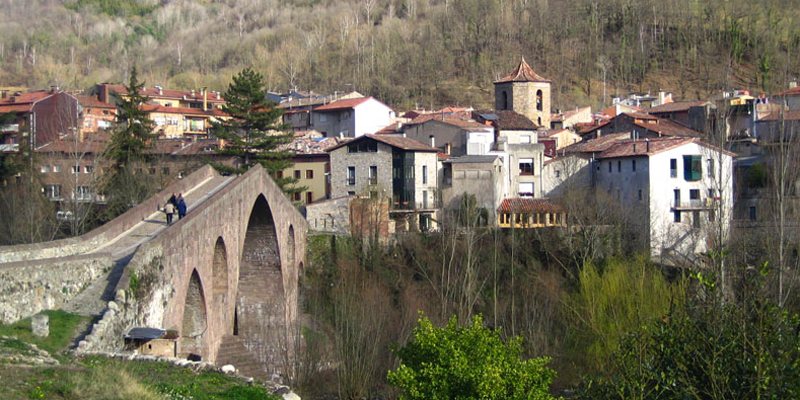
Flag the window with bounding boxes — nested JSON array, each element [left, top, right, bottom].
[[97, 120, 111, 129], [348, 191, 355, 196], [306, 192, 313, 203], [306, 170, 313, 179], [707, 158, 715, 178], [75, 185, 92, 201], [71, 165, 79, 174], [294, 170, 301, 179], [674, 189, 680, 207], [85, 165, 94, 174], [690, 189, 700, 200], [422, 165, 428, 184], [749, 206, 757, 221], [347, 140, 378, 153], [40, 165, 49, 173], [608, 162, 612, 172], [292, 192, 301, 201], [43, 184, 61, 200], [53, 165, 61, 173], [520, 158, 534, 175], [519, 182, 534, 197], [632, 159, 636, 171], [520, 135, 531, 144], [683, 155, 702, 181], [536, 90, 543, 111], [149, 167, 156, 175], [276, 170, 283, 179], [638, 189, 642, 201], [368, 166, 377, 185], [320, 114, 327, 122], [347, 166, 356, 185], [674, 211, 681, 222], [617, 160, 621, 172], [162, 167, 170, 175], [670, 158, 677, 178], [555, 170, 561, 178], [692, 211, 701, 228]]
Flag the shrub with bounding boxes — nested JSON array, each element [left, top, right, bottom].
[[388, 314, 558, 400]]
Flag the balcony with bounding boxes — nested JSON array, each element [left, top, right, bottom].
[[0, 124, 19, 132], [671, 198, 718, 210]]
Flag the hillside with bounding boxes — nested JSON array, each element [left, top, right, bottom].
[[1, 0, 799, 110]]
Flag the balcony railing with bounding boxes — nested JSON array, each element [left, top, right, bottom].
[[671, 198, 718, 210]]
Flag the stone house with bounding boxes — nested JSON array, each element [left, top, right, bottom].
[[312, 97, 395, 138], [401, 115, 495, 157], [441, 155, 506, 224], [327, 134, 439, 229], [647, 100, 716, 134], [551, 106, 593, 130], [95, 83, 225, 111], [581, 112, 704, 141]]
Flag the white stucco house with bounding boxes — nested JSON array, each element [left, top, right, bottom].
[[312, 97, 395, 138], [547, 136, 734, 264]]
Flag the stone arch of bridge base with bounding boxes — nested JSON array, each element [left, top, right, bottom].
[[180, 269, 208, 359], [235, 193, 284, 374]]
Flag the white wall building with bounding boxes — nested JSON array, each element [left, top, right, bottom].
[[593, 138, 734, 264], [312, 97, 395, 138]]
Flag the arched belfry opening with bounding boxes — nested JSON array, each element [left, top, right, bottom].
[[181, 269, 207, 359], [536, 89, 543, 111], [235, 194, 284, 373]]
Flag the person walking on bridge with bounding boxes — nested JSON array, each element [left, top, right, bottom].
[[164, 201, 175, 225], [177, 193, 187, 220]]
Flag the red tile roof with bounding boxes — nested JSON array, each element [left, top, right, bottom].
[[313, 97, 373, 111], [774, 86, 800, 97], [759, 110, 800, 121], [648, 100, 711, 113], [102, 84, 224, 103], [140, 104, 228, 117], [595, 137, 736, 159], [473, 109, 539, 130], [631, 118, 703, 137], [75, 95, 116, 109], [326, 134, 437, 152], [497, 198, 565, 213], [564, 132, 630, 153], [494, 58, 550, 83]]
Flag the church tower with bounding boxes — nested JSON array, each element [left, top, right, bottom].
[[494, 58, 551, 128]]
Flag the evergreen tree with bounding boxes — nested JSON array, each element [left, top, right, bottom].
[[102, 66, 156, 217], [210, 68, 299, 194]]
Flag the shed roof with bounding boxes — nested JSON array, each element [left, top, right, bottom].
[[497, 198, 565, 213], [125, 327, 166, 340]]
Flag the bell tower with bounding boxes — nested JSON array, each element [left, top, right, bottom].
[[494, 58, 551, 128]]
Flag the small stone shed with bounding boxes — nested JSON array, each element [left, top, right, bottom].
[[124, 327, 177, 357]]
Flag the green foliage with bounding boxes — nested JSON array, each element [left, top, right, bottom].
[[388, 314, 558, 400], [0, 310, 87, 354], [209, 68, 299, 194], [580, 301, 800, 399], [65, 0, 157, 17], [566, 256, 686, 373], [745, 162, 768, 188]]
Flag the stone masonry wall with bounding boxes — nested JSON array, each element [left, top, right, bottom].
[[0, 254, 113, 323], [305, 196, 353, 235]]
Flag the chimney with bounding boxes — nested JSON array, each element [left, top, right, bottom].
[[429, 135, 435, 148], [155, 86, 163, 95], [50, 85, 60, 94], [790, 79, 798, 89], [190, 89, 195, 97], [645, 138, 650, 152], [202, 87, 208, 111]]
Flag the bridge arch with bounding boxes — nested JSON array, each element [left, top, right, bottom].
[[181, 269, 208, 358], [212, 237, 228, 306], [236, 193, 285, 369]]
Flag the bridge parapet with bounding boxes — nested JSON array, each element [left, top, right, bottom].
[[0, 165, 217, 263]]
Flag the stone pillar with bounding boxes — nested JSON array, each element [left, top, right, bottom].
[[32, 314, 49, 337]]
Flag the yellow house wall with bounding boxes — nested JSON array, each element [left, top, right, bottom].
[[283, 159, 329, 204]]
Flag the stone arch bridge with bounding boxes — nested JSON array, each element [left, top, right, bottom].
[[0, 165, 306, 378]]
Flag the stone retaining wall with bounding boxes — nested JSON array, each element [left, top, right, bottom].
[[0, 254, 113, 323]]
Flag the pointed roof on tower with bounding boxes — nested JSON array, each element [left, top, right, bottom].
[[494, 57, 550, 84]]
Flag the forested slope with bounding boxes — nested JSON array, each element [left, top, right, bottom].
[[2, 0, 799, 110]]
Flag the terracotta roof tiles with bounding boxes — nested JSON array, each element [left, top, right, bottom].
[[494, 58, 550, 84], [497, 198, 565, 213], [648, 100, 711, 114], [313, 97, 373, 111]]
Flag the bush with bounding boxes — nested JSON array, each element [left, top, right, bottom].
[[388, 314, 558, 400], [580, 301, 800, 399]]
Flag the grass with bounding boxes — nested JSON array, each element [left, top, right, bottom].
[[0, 310, 87, 354], [0, 356, 281, 400]]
